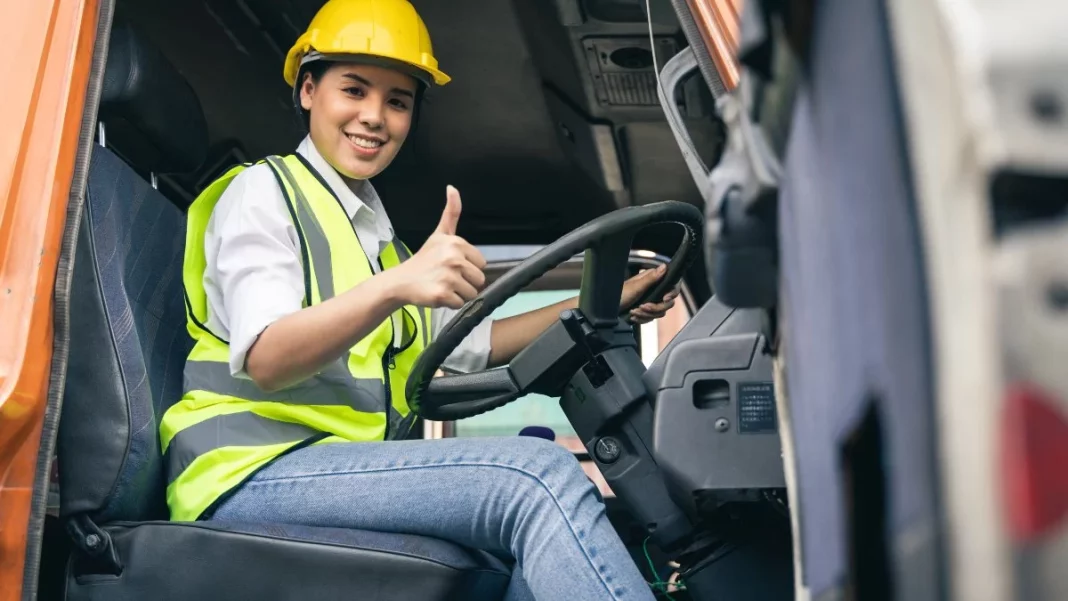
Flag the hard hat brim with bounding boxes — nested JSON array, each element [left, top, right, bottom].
[[284, 38, 450, 89], [296, 51, 449, 89]]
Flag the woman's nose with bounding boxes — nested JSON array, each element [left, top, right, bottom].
[[360, 106, 384, 130]]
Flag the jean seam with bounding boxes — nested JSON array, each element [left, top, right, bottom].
[[249, 460, 625, 600]]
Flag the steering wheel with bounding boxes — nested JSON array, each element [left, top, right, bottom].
[[406, 200, 704, 421]]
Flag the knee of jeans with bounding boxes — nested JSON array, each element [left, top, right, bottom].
[[514, 436, 591, 491], [505, 439, 603, 547]]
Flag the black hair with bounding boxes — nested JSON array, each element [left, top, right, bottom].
[[293, 60, 426, 133]]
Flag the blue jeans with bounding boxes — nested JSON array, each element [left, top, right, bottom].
[[211, 435, 655, 601]]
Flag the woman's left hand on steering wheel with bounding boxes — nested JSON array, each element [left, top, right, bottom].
[[620, 264, 680, 325]]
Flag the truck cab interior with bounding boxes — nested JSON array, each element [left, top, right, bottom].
[[39, 1, 796, 600]]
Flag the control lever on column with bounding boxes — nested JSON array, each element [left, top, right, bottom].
[[559, 309, 614, 387]]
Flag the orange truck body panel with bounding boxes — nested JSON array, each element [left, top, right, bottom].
[[0, 1, 98, 599], [685, 0, 742, 91]]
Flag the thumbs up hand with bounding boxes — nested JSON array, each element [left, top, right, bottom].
[[392, 186, 487, 309]]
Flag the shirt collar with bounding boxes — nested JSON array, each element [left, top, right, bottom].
[[296, 135, 378, 224]]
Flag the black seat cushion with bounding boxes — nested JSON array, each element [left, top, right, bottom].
[[64, 521, 511, 600]]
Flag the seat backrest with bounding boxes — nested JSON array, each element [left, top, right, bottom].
[[58, 22, 208, 523]]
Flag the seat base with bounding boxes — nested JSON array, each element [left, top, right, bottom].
[[65, 521, 510, 601]]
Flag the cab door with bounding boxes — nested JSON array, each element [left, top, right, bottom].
[[0, 2, 104, 600], [656, 1, 948, 600], [659, 2, 1068, 601]]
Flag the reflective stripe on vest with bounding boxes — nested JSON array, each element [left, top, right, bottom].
[[162, 153, 430, 521]]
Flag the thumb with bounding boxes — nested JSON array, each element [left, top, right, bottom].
[[633, 264, 666, 291], [627, 264, 665, 292], [435, 185, 462, 235], [644, 263, 667, 281]]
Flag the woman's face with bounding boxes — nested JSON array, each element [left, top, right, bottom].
[[300, 63, 417, 180]]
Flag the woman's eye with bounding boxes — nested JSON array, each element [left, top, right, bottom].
[[389, 99, 410, 111], [344, 87, 365, 97]]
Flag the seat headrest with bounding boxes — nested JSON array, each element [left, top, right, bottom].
[[100, 23, 208, 174]]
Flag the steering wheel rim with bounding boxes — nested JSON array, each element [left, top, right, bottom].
[[406, 200, 704, 421]]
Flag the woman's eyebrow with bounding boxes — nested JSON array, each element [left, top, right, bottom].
[[341, 72, 415, 98]]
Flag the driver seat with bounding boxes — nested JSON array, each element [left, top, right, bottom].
[[57, 23, 510, 601]]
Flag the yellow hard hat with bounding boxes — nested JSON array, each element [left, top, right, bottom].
[[283, 0, 450, 88]]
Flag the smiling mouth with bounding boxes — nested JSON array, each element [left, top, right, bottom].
[[346, 133, 384, 149]]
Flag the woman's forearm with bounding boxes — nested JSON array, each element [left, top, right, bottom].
[[245, 270, 406, 391], [487, 296, 579, 367], [487, 265, 674, 367]]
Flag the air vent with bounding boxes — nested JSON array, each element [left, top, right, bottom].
[[583, 36, 678, 106]]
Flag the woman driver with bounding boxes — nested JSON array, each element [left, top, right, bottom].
[[163, 1, 676, 599]]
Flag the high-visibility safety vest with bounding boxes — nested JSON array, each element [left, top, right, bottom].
[[161, 154, 431, 521]]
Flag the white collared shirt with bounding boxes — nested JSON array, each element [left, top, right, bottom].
[[202, 135, 493, 378]]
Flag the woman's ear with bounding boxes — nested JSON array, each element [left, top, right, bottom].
[[299, 74, 316, 111]]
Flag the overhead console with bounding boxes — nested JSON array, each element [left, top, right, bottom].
[[511, 0, 723, 207]]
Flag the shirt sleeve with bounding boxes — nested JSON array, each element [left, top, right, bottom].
[[432, 306, 495, 373], [204, 164, 306, 378]]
